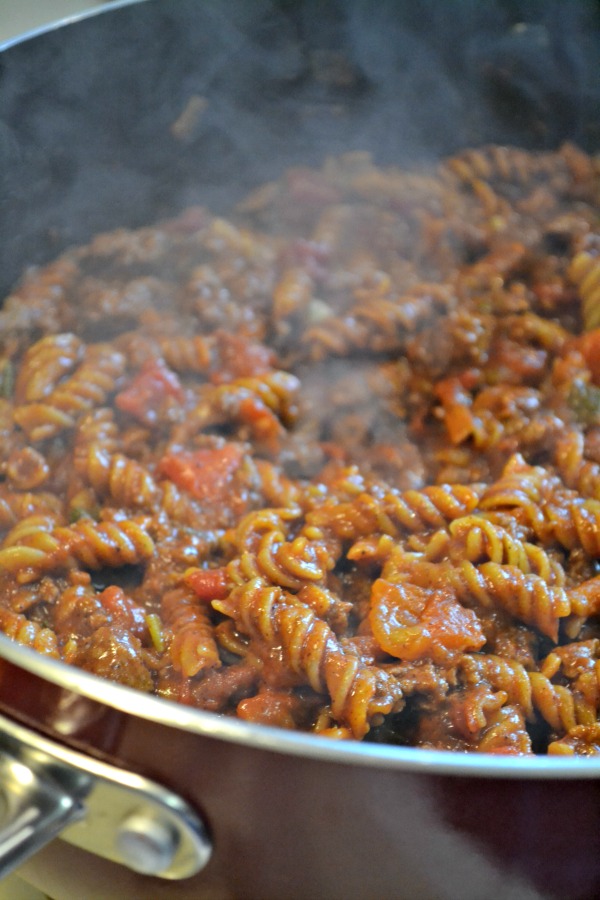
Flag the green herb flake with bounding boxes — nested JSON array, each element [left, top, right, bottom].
[[568, 379, 600, 426], [0, 360, 14, 399], [68, 505, 99, 524]]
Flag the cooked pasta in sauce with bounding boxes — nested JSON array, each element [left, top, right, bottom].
[[1, 144, 600, 754]]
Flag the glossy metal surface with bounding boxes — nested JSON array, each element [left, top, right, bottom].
[[0, 745, 82, 878], [0, 637, 599, 900], [1, 633, 600, 781], [0, 707, 211, 880]]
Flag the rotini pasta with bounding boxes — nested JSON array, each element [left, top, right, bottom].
[[214, 578, 403, 738], [1, 144, 600, 753], [162, 586, 221, 678]]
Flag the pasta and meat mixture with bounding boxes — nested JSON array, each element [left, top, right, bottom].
[[1, 144, 600, 755]]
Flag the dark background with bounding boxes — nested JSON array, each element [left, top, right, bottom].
[[0, 0, 599, 296]]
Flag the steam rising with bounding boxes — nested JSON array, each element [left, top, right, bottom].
[[0, 0, 599, 295]]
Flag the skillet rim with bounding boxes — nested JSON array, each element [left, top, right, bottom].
[[1, 632, 599, 779]]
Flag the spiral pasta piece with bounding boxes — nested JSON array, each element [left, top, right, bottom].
[[158, 334, 215, 374], [214, 620, 251, 659], [1, 513, 62, 548], [445, 144, 556, 187], [0, 257, 79, 333], [213, 371, 300, 425], [254, 530, 336, 591], [541, 498, 600, 556], [0, 489, 62, 531], [569, 664, 600, 726], [568, 240, 600, 331], [478, 454, 550, 511], [254, 460, 304, 509], [476, 705, 533, 755], [227, 507, 302, 557], [548, 724, 600, 756], [78, 448, 160, 509], [14, 344, 126, 441], [447, 560, 570, 641], [65, 519, 155, 570], [0, 516, 154, 581], [459, 653, 534, 720], [214, 578, 403, 738], [567, 576, 600, 619], [296, 584, 352, 633], [304, 284, 454, 359], [554, 431, 600, 501], [0, 608, 60, 657], [447, 516, 565, 584], [74, 409, 120, 458], [306, 484, 483, 544], [14, 333, 84, 404], [162, 586, 220, 678], [540, 640, 600, 680], [2, 145, 600, 754], [528, 672, 578, 734]]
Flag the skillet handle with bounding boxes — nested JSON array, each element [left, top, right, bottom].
[[0, 711, 212, 880], [0, 749, 84, 879]]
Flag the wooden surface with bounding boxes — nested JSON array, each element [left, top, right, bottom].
[[0, 874, 48, 900]]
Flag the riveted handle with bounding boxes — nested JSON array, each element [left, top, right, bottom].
[[0, 750, 84, 879], [0, 713, 212, 880]]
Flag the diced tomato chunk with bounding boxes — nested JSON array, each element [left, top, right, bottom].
[[573, 329, 600, 385], [369, 579, 485, 666], [238, 396, 282, 445], [184, 567, 230, 601], [237, 690, 305, 729], [486, 745, 525, 756], [434, 376, 476, 445], [99, 586, 146, 637], [116, 358, 184, 424], [158, 443, 244, 503]]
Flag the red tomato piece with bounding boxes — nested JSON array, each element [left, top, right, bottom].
[[116, 358, 184, 424], [369, 579, 485, 666], [98, 586, 146, 637], [237, 690, 304, 729], [158, 443, 244, 503], [573, 329, 600, 385], [184, 567, 230, 602], [238, 395, 282, 445], [434, 376, 476, 445], [420, 590, 486, 655]]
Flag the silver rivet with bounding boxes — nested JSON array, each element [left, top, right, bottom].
[[115, 810, 179, 875]]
